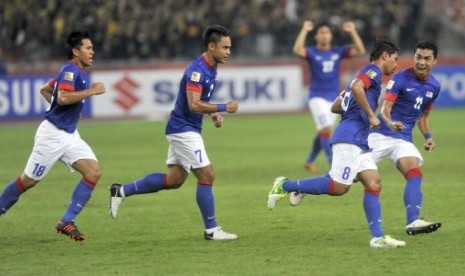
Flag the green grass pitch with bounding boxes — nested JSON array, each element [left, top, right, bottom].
[[1, 109, 464, 275]]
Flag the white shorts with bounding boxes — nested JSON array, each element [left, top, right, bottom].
[[329, 143, 377, 185], [368, 132, 424, 166], [166, 132, 211, 172], [308, 97, 338, 131], [24, 120, 97, 180]]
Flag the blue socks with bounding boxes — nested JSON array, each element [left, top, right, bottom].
[[404, 168, 423, 224], [61, 178, 95, 222], [283, 174, 332, 195], [363, 189, 384, 237], [123, 173, 166, 196], [196, 182, 217, 229], [0, 178, 26, 215], [306, 135, 321, 163], [319, 134, 333, 165]]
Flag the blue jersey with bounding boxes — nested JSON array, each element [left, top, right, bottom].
[[45, 61, 90, 133], [372, 68, 441, 142], [305, 46, 350, 101], [331, 64, 383, 151], [166, 55, 217, 135]]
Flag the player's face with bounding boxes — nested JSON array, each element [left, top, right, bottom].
[[383, 52, 399, 76], [413, 48, 436, 79], [315, 26, 332, 46], [74, 39, 94, 68], [211, 36, 231, 64]]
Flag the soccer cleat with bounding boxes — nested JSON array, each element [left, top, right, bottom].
[[109, 183, 124, 219], [55, 220, 85, 241], [267, 176, 289, 210], [406, 218, 441, 235], [204, 227, 238, 241], [289, 192, 306, 206], [304, 163, 317, 173], [369, 235, 406, 248]]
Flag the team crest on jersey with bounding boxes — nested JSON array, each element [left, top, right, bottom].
[[426, 91, 433, 98], [64, 71, 74, 81], [386, 80, 395, 89], [366, 69, 377, 79], [190, 72, 201, 82]]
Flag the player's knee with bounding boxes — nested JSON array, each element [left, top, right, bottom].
[[330, 182, 350, 196], [165, 178, 185, 189], [21, 175, 39, 189], [84, 167, 101, 183]]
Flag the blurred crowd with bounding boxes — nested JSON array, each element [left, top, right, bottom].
[[0, 0, 463, 70]]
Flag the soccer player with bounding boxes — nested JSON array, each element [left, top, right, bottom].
[[0, 31, 106, 241], [268, 40, 406, 248], [109, 25, 239, 241], [293, 20, 366, 172], [367, 41, 441, 235]]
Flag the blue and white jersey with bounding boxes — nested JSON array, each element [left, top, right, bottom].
[[166, 55, 217, 135], [372, 68, 441, 142], [45, 61, 90, 133], [331, 64, 382, 151], [305, 46, 350, 101]]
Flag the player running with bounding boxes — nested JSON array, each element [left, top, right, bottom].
[[293, 20, 365, 172], [268, 40, 406, 248], [368, 41, 441, 235], [0, 31, 106, 241], [109, 25, 239, 241]]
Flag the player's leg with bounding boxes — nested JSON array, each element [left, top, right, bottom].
[[305, 98, 337, 171], [358, 154, 405, 248], [287, 143, 355, 207], [396, 153, 441, 235], [0, 120, 61, 216]]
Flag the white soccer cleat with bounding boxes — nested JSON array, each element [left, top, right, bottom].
[[267, 177, 289, 210], [370, 235, 406, 248], [406, 218, 441, 235], [109, 183, 125, 219], [289, 192, 306, 206], [204, 227, 238, 241]]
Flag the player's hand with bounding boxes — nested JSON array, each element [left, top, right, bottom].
[[369, 116, 380, 129], [302, 21, 314, 32], [226, 100, 239, 113], [211, 113, 224, 128], [424, 138, 435, 152], [91, 82, 106, 95], [342, 21, 356, 33], [388, 121, 405, 132]]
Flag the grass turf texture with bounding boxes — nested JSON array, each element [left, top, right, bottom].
[[1, 109, 464, 275]]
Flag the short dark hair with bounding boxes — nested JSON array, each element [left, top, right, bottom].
[[415, 41, 438, 58], [369, 40, 399, 62], [64, 31, 91, 59], [315, 22, 332, 33], [202, 25, 230, 50]]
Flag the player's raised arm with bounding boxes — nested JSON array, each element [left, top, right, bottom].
[[293, 21, 313, 58], [342, 21, 366, 57]]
